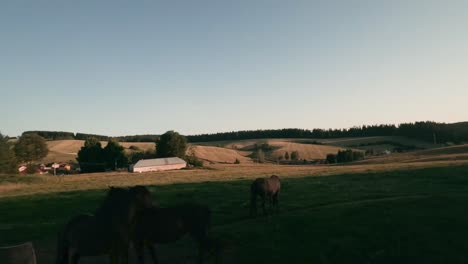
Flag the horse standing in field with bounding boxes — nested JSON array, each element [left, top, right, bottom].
[[56, 186, 153, 264], [250, 175, 281, 216], [133, 203, 219, 264]]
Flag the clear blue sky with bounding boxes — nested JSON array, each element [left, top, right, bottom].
[[1, 1, 467, 136]]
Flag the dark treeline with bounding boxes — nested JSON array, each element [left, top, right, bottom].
[[23, 131, 75, 140], [74, 133, 109, 141], [187, 122, 468, 144], [113, 135, 160, 142], [21, 131, 159, 142], [20, 121, 468, 144]]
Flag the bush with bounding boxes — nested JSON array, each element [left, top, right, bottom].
[[291, 151, 299, 161], [25, 164, 38, 174], [326, 154, 337, 164], [234, 158, 240, 164], [185, 155, 203, 167], [336, 149, 365, 163], [127, 150, 156, 164]]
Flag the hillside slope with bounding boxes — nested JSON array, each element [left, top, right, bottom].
[[45, 140, 155, 162], [354, 144, 468, 164], [190, 146, 253, 164]]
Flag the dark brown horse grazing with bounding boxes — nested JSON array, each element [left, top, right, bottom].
[[56, 186, 153, 264], [250, 175, 281, 216], [133, 204, 218, 264]]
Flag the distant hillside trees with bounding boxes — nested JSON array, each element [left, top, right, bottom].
[[75, 133, 109, 141], [14, 134, 48, 163], [21, 131, 159, 142], [114, 135, 160, 142], [257, 149, 265, 163], [327, 149, 365, 164], [186, 122, 468, 144], [156, 131, 187, 158], [0, 133, 17, 173], [17, 121, 468, 145], [22, 131, 75, 140]]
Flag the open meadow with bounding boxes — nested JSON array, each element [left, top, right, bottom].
[[2, 157, 468, 263]]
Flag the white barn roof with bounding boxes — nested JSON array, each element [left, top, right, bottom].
[[133, 157, 186, 168]]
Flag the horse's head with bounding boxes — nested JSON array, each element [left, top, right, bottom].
[[129, 185, 153, 209]]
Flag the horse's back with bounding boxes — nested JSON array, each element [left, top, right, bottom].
[[252, 176, 280, 195]]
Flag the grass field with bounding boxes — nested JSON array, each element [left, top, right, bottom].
[[1, 164, 468, 263]]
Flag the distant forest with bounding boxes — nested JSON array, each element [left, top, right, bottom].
[[187, 122, 468, 144], [21, 121, 468, 144]]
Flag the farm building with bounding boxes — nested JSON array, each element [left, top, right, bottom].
[[130, 157, 187, 173]]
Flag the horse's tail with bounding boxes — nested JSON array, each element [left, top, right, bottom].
[[55, 227, 69, 264]]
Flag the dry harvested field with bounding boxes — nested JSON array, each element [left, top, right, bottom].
[[193, 136, 432, 149], [269, 141, 345, 160], [43, 137, 437, 164], [189, 145, 253, 164], [194, 139, 350, 161]]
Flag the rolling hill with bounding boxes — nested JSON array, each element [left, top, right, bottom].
[[44, 140, 155, 163], [41, 136, 450, 165]]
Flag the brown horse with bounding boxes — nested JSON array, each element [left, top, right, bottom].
[[250, 175, 281, 216], [56, 186, 152, 264], [133, 203, 219, 264]]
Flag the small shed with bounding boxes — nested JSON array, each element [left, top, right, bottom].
[[130, 157, 187, 173]]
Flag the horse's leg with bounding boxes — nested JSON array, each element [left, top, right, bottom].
[[273, 192, 280, 214], [147, 242, 159, 264], [250, 193, 257, 217], [268, 195, 274, 214], [109, 251, 117, 264], [70, 252, 80, 264], [197, 241, 205, 264], [134, 239, 145, 264], [121, 242, 129, 264], [68, 247, 76, 264], [261, 194, 267, 215]]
